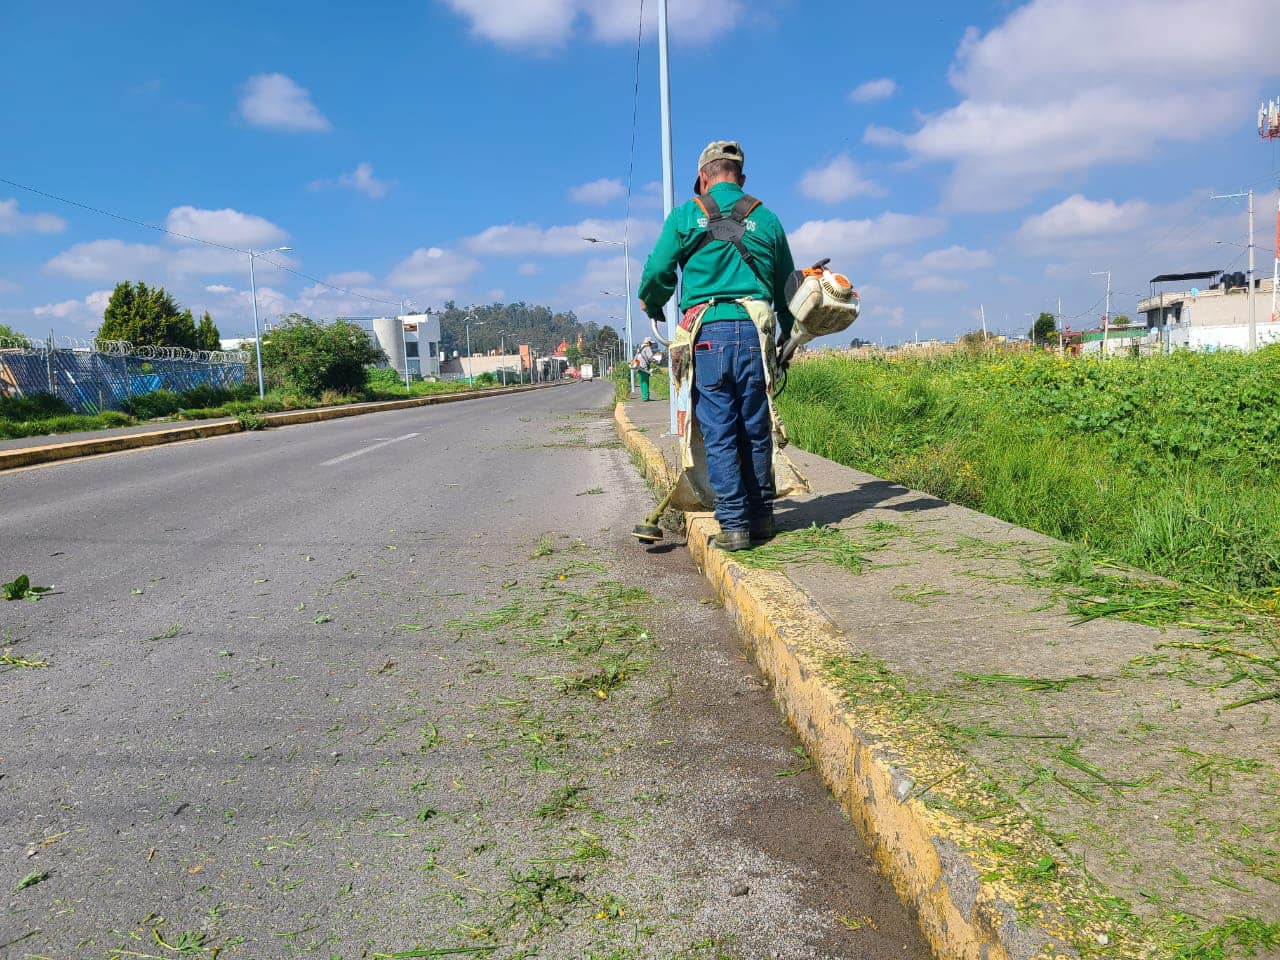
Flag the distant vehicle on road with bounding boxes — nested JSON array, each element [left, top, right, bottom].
[[579, 363, 594, 381]]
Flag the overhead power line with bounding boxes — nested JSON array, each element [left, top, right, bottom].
[[0, 174, 403, 309]]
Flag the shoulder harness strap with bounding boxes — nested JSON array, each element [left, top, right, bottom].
[[682, 193, 767, 285]]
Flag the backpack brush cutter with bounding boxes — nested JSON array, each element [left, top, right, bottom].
[[631, 258, 861, 545], [779, 258, 861, 367]]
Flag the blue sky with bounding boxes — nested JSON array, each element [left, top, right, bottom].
[[1, 0, 1278, 346]]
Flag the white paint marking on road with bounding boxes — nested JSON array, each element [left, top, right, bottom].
[[321, 432, 420, 466]]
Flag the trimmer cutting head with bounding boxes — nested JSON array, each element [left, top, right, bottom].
[[631, 522, 664, 543]]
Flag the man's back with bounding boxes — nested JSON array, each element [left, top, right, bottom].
[[638, 181, 795, 337]]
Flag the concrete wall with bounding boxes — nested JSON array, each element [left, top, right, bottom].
[[439, 353, 524, 380]]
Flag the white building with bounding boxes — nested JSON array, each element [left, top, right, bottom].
[[1139, 271, 1280, 352], [372, 313, 441, 378]]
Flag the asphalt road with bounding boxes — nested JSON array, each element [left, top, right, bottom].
[[0, 381, 929, 960]]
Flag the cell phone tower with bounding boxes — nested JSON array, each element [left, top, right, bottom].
[[1262, 97, 1280, 321]]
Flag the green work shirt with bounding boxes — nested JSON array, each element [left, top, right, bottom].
[[637, 181, 796, 340]]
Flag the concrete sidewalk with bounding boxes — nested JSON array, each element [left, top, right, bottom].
[[617, 399, 1280, 960]]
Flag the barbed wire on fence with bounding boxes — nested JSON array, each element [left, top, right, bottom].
[[0, 337, 250, 413], [0, 335, 247, 365]]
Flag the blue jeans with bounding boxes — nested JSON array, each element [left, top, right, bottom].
[[692, 319, 774, 531]]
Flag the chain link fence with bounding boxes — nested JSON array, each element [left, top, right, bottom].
[[0, 336, 249, 414]]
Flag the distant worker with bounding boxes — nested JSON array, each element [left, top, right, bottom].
[[637, 140, 795, 551], [632, 337, 660, 401]]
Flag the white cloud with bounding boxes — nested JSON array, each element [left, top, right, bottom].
[[43, 238, 288, 281], [869, 0, 1279, 210], [440, 0, 742, 47], [1017, 194, 1151, 242], [386, 246, 482, 297], [913, 275, 968, 293], [798, 155, 880, 202], [31, 289, 113, 330], [880, 245, 993, 292], [789, 213, 946, 268], [465, 218, 657, 256], [849, 78, 897, 103], [309, 162, 392, 199], [0, 198, 66, 235], [569, 178, 626, 205], [239, 73, 331, 132], [165, 206, 287, 249], [205, 284, 237, 295], [517, 263, 542, 276], [554, 254, 641, 327], [918, 245, 995, 273]]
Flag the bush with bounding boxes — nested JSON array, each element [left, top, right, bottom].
[[0, 393, 74, 421], [261, 315, 385, 398], [123, 389, 183, 420]]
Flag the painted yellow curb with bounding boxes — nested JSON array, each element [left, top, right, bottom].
[[615, 403, 1081, 960], [0, 382, 564, 473]]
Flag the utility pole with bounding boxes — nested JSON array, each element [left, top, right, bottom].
[[1272, 193, 1279, 323], [657, 0, 678, 435], [1211, 189, 1257, 350], [399, 299, 412, 389], [979, 304, 987, 342], [1249, 189, 1257, 351], [1091, 270, 1112, 353]]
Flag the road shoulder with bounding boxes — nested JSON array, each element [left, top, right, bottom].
[[615, 399, 1280, 960]]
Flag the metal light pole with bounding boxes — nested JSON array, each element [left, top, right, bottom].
[[248, 245, 292, 398], [1091, 270, 1112, 354], [657, 0, 678, 434], [583, 237, 635, 393], [399, 299, 414, 389], [1212, 189, 1257, 350], [465, 315, 485, 388]]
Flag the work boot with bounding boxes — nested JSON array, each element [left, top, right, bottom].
[[714, 529, 752, 552], [750, 515, 777, 544]]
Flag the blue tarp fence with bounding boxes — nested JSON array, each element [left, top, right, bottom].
[[0, 340, 249, 414]]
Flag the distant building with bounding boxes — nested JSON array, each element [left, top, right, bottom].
[[371, 313, 441, 378], [1138, 270, 1279, 352]]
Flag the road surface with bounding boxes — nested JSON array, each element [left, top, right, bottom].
[[0, 382, 929, 960]]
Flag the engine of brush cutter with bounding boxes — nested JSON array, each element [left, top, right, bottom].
[[785, 259, 861, 343]]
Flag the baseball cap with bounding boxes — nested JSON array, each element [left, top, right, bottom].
[[693, 140, 744, 195]]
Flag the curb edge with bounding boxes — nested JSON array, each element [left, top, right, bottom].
[[614, 402, 1078, 960]]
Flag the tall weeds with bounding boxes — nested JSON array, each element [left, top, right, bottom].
[[779, 348, 1280, 593]]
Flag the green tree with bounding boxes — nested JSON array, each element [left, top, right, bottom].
[[195, 311, 221, 352], [1029, 312, 1057, 343], [564, 343, 582, 367], [98, 281, 200, 349], [435, 300, 618, 360], [261, 314, 385, 397], [0, 322, 29, 347]]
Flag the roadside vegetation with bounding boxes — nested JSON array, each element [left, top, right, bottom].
[[0, 370, 487, 440], [612, 363, 670, 403], [779, 348, 1280, 596]]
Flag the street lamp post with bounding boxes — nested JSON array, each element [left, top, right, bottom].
[[248, 245, 292, 399], [583, 237, 635, 393], [465, 314, 485, 388], [399, 299, 416, 390]]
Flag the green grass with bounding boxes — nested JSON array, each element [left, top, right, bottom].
[[779, 349, 1280, 595], [0, 369, 511, 440], [612, 363, 669, 403]]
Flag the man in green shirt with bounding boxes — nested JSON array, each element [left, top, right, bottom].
[[637, 140, 796, 550]]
